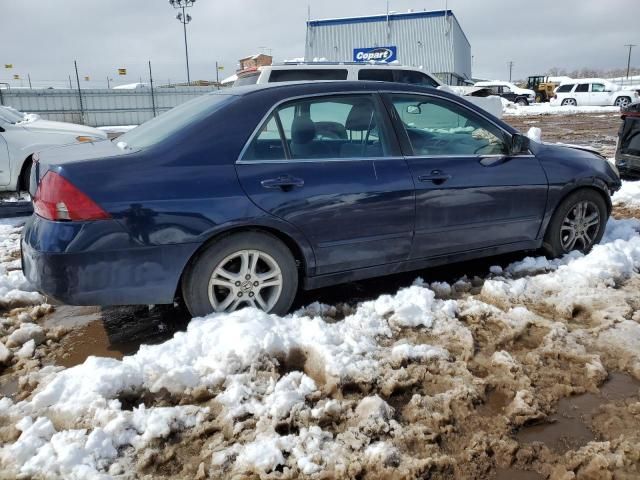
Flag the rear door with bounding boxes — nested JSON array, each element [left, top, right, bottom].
[[383, 92, 548, 259], [236, 93, 415, 275]]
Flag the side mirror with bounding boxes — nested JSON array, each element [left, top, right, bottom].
[[511, 134, 530, 154], [406, 105, 421, 115]]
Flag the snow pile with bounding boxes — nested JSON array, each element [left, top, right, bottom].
[[613, 180, 640, 208], [526, 126, 542, 142], [0, 221, 44, 309], [482, 217, 640, 317], [0, 283, 461, 478], [504, 103, 620, 117]]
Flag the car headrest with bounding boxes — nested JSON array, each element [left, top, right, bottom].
[[345, 102, 376, 132], [291, 116, 316, 144]]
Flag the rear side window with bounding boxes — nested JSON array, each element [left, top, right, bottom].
[[268, 69, 348, 82], [234, 72, 260, 87], [394, 70, 440, 87], [242, 95, 391, 161], [358, 69, 394, 82], [557, 84, 574, 93], [575, 84, 589, 93]]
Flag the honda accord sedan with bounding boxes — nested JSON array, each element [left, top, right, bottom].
[[22, 81, 621, 316]]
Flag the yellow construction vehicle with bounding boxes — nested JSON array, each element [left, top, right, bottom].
[[526, 75, 560, 103]]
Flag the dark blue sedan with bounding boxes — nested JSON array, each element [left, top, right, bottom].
[[22, 81, 621, 316]]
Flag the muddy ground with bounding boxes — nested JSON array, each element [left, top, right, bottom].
[[2, 112, 639, 480]]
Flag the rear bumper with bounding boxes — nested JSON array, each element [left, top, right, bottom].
[[21, 216, 199, 306]]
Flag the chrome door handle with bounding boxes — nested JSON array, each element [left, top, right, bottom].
[[260, 175, 305, 190], [418, 170, 451, 185]]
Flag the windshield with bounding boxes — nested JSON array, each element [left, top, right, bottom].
[[0, 106, 25, 124], [116, 92, 235, 150], [234, 72, 260, 87]]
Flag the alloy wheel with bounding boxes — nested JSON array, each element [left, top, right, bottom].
[[208, 249, 283, 312], [562, 99, 577, 106], [560, 200, 601, 252], [615, 97, 630, 108]]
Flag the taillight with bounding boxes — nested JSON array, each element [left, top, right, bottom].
[[33, 171, 111, 221]]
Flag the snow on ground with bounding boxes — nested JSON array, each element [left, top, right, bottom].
[[504, 102, 621, 117], [2, 185, 640, 477], [613, 180, 640, 208]]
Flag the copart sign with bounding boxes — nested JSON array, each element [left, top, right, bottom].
[[353, 46, 397, 62]]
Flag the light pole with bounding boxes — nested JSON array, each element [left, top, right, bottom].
[[625, 44, 636, 80], [168, 0, 195, 85]]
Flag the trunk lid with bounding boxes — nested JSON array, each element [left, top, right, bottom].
[[29, 140, 133, 196]]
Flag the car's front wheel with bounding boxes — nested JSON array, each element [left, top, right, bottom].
[[182, 231, 298, 317], [561, 98, 577, 106], [516, 97, 529, 106], [543, 189, 607, 257]]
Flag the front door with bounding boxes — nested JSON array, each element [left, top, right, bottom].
[[590, 83, 610, 106], [384, 93, 548, 259], [236, 93, 415, 275]]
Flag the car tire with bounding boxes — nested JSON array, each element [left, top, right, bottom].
[[561, 98, 577, 106], [542, 189, 607, 258], [614, 96, 631, 108], [516, 97, 529, 106], [182, 231, 298, 317]]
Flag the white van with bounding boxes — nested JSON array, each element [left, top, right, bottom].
[[233, 63, 504, 118]]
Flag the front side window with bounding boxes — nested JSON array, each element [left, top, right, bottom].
[[389, 94, 509, 156], [557, 84, 574, 93], [242, 95, 390, 161], [575, 84, 589, 93], [502, 86, 512, 94], [591, 83, 606, 93]]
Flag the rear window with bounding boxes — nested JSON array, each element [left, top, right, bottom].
[[116, 93, 234, 150], [234, 72, 260, 87], [575, 84, 589, 93], [269, 69, 348, 82], [358, 69, 394, 82], [557, 84, 574, 93], [394, 70, 440, 87]]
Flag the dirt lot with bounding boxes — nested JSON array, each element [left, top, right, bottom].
[[2, 112, 639, 480], [505, 113, 621, 158]]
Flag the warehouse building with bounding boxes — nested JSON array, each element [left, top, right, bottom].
[[305, 9, 472, 85]]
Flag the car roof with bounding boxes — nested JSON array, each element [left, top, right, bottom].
[[218, 80, 439, 97]]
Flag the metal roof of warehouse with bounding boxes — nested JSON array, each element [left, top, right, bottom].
[[307, 9, 455, 27]]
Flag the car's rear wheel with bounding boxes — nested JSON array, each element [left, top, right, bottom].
[[543, 189, 607, 258], [614, 96, 631, 108], [182, 231, 298, 317], [562, 98, 577, 106]]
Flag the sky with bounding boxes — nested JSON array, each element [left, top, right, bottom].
[[1, 0, 638, 88]]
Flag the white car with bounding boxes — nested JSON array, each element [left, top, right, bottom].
[[233, 63, 504, 119], [550, 79, 639, 108], [474, 80, 536, 106], [0, 106, 107, 192]]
